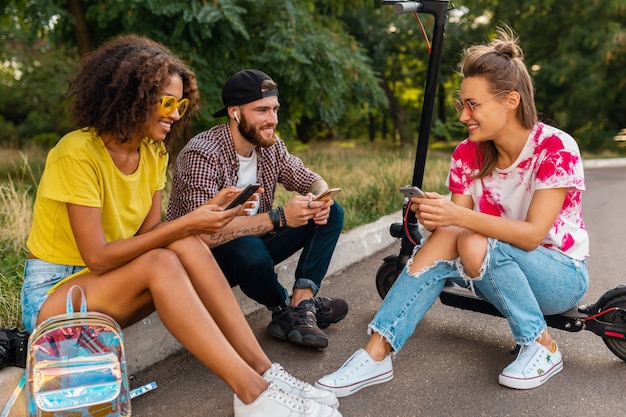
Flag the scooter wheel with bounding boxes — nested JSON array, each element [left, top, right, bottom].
[[376, 259, 399, 299], [600, 294, 626, 362]]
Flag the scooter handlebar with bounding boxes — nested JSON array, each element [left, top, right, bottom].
[[383, 0, 449, 16], [392, 1, 423, 13]]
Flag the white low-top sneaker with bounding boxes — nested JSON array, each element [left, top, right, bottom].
[[234, 382, 342, 417], [315, 349, 393, 397], [499, 341, 563, 389], [264, 363, 339, 408]]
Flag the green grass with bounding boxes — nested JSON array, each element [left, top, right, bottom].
[[275, 140, 451, 230], [1, 178, 37, 328], [0, 141, 451, 329]]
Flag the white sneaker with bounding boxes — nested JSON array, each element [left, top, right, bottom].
[[315, 349, 393, 397], [234, 382, 341, 417], [264, 363, 339, 408], [499, 341, 563, 389]]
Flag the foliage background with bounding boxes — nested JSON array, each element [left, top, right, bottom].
[[1, 0, 624, 153]]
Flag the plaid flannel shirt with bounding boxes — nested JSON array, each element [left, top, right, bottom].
[[167, 123, 321, 220]]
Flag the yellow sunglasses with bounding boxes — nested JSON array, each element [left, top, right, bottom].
[[161, 96, 190, 118]]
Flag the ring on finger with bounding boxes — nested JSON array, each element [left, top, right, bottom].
[[307, 201, 311, 209]]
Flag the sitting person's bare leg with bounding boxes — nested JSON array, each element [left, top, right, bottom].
[[38, 246, 268, 404], [166, 236, 271, 374], [165, 236, 340, 408]]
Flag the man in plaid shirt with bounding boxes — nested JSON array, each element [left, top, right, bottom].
[[167, 69, 347, 349]]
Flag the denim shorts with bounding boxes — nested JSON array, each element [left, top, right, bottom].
[[21, 259, 86, 333]]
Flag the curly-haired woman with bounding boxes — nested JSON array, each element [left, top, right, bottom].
[[21, 34, 340, 417]]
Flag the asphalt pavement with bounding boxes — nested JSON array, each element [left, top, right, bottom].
[[131, 165, 626, 417]]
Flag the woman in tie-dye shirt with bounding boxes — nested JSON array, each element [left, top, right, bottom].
[[316, 26, 589, 397], [447, 121, 587, 260]]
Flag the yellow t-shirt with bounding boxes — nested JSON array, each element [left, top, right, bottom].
[[27, 129, 168, 266]]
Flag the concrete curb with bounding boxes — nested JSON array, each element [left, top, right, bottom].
[[583, 157, 626, 169], [0, 367, 23, 417]]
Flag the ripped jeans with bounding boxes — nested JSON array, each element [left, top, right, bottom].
[[369, 238, 588, 352]]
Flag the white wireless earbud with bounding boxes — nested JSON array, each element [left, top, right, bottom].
[[233, 112, 240, 123]]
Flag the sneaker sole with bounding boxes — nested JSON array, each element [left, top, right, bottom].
[[267, 322, 329, 349], [315, 370, 394, 398], [498, 360, 563, 390]]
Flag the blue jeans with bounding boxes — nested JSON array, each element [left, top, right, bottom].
[[212, 202, 344, 309], [370, 238, 589, 352], [21, 259, 86, 333]]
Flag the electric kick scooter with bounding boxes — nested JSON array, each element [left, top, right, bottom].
[[376, 0, 626, 361]]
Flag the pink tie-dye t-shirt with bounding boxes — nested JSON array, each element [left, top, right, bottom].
[[446, 122, 588, 260]]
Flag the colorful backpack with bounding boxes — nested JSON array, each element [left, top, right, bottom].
[[26, 285, 131, 416]]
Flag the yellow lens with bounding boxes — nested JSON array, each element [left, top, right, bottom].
[[161, 96, 177, 117], [160, 96, 189, 117], [177, 99, 190, 117]]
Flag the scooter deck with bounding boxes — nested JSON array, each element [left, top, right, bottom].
[[439, 284, 588, 332]]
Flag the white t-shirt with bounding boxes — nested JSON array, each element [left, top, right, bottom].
[[446, 122, 589, 260], [237, 150, 260, 215]]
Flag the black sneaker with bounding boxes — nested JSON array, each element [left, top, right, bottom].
[[309, 297, 349, 329], [267, 304, 328, 349]]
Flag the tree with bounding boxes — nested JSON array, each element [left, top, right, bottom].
[[343, 0, 626, 149], [450, 0, 626, 149], [5, 0, 387, 146], [0, 1, 76, 146], [339, 5, 436, 145], [2, 0, 624, 152]]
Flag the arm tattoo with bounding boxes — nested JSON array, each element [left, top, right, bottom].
[[206, 223, 272, 247]]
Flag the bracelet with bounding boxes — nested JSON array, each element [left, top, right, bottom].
[[278, 206, 287, 228], [268, 208, 281, 231]]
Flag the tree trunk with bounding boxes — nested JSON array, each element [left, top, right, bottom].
[[380, 79, 411, 146], [66, 0, 91, 54], [437, 82, 446, 124], [368, 113, 376, 142]]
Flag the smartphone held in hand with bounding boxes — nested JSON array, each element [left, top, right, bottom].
[[399, 185, 426, 199], [315, 188, 341, 202], [225, 183, 261, 210]]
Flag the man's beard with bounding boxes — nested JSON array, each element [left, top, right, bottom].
[[238, 115, 276, 148]]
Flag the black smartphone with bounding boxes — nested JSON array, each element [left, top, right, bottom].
[[399, 185, 426, 199], [225, 183, 261, 210]]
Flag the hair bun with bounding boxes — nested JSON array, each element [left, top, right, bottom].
[[494, 42, 514, 59], [491, 27, 524, 61]]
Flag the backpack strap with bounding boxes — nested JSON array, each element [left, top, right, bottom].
[[0, 372, 26, 417], [66, 285, 88, 314]]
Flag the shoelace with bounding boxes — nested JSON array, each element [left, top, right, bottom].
[[312, 298, 327, 311], [265, 383, 311, 412], [293, 309, 317, 325], [518, 344, 551, 370], [337, 355, 370, 382], [269, 364, 311, 390]]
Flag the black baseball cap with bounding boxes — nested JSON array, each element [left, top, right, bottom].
[[212, 69, 279, 118]]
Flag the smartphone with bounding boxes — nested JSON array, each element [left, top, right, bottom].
[[225, 183, 261, 210], [400, 185, 425, 199], [315, 188, 341, 202]]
